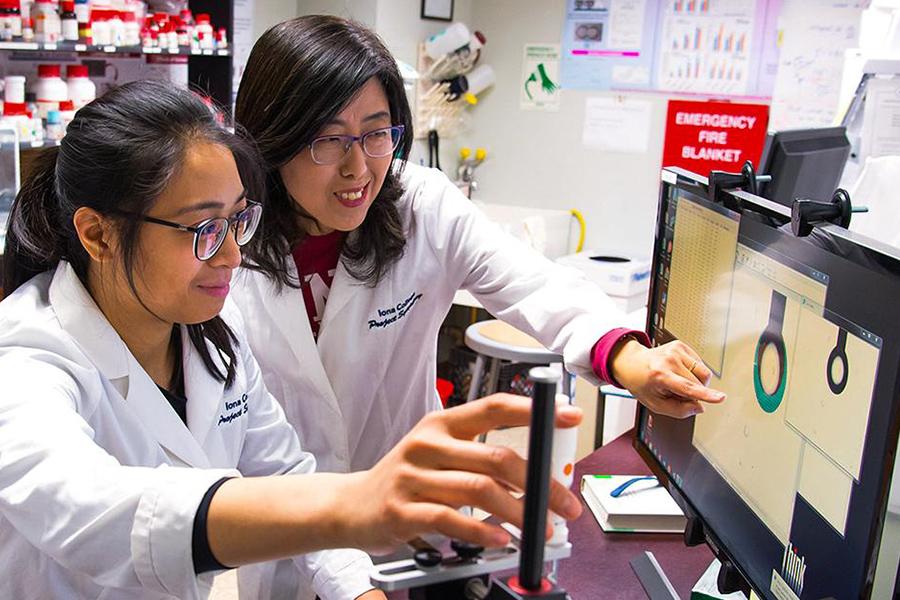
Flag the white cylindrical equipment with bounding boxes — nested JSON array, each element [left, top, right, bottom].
[[424, 22, 470, 59], [549, 393, 578, 546], [464, 64, 495, 97]]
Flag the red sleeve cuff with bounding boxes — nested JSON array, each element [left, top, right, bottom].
[[590, 328, 651, 388]]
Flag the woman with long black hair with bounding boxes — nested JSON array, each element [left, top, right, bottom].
[[232, 14, 724, 475], [0, 80, 582, 600]]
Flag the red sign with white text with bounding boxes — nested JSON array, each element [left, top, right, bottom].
[[662, 100, 769, 176]]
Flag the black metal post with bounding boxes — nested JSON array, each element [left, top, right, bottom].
[[518, 367, 558, 590]]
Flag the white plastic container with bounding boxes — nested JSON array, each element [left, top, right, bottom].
[[4, 75, 26, 104], [33, 0, 61, 43], [425, 22, 470, 59], [165, 22, 177, 52], [32, 64, 67, 118], [555, 251, 652, 298], [66, 64, 95, 109], [106, 9, 122, 46], [122, 10, 139, 46], [0, 103, 34, 143]]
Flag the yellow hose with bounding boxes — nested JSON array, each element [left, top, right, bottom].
[[570, 209, 586, 252]]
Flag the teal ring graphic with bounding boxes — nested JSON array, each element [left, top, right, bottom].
[[753, 290, 788, 413]]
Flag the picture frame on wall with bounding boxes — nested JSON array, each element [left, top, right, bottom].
[[421, 0, 454, 21]]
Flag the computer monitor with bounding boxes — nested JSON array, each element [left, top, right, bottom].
[[636, 167, 900, 599], [758, 127, 850, 208]]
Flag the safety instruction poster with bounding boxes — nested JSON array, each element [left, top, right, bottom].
[[561, 0, 783, 98], [520, 44, 561, 111], [661, 99, 768, 173]]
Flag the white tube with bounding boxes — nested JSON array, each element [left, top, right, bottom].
[[464, 64, 495, 97], [549, 393, 578, 546]]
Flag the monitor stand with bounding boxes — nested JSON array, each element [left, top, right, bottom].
[[630, 552, 751, 600], [630, 516, 750, 600], [630, 551, 681, 600]]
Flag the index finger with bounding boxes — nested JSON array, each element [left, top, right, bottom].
[[442, 393, 583, 440], [662, 371, 726, 405]]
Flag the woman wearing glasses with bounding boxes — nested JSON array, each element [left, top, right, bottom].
[[232, 16, 723, 476], [0, 80, 583, 600]]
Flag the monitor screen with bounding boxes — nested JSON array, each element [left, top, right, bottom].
[[636, 168, 900, 600], [759, 127, 850, 208]]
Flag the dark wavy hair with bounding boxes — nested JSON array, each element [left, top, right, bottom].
[[2, 80, 262, 388], [235, 15, 414, 289]]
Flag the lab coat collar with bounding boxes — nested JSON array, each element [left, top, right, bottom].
[[49, 262, 129, 380], [49, 262, 211, 467]]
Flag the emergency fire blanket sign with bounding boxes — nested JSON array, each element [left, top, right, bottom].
[[661, 99, 769, 175]]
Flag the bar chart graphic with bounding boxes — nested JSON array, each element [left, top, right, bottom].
[[657, 0, 755, 95]]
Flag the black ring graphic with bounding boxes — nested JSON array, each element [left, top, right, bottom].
[[827, 328, 849, 395]]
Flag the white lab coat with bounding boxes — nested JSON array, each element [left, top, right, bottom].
[[0, 263, 372, 599], [231, 162, 625, 474]]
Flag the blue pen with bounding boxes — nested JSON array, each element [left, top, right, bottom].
[[609, 476, 658, 498]]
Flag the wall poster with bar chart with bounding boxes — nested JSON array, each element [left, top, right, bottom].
[[561, 0, 783, 98]]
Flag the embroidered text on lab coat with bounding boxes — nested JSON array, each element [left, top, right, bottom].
[[218, 393, 249, 425], [368, 291, 423, 329]]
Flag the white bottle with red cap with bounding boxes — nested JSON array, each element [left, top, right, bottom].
[[92, 9, 111, 46], [32, 64, 68, 118], [195, 12, 213, 50], [33, 0, 61, 43], [0, 0, 22, 41], [216, 27, 227, 50], [107, 9, 123, 46], [60, 1, 78, 41], [66, 64, 95, 109], [1, 75, 33, 143]]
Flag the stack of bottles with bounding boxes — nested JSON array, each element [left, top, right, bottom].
[[0, 62, 96, 144], [0, 1, 227, 51], [140, 10, 227, 52]]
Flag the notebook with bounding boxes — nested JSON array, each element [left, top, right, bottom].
[[580, 474, 686, 534]]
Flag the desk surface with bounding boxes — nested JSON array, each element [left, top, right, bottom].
[[558, 431, 714, 599]]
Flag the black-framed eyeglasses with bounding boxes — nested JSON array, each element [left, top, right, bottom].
[[309, 125, 405, 165], [134, 200, 262, 261]]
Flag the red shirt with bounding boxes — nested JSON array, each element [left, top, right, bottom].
[[290, 231, 344, 340]]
